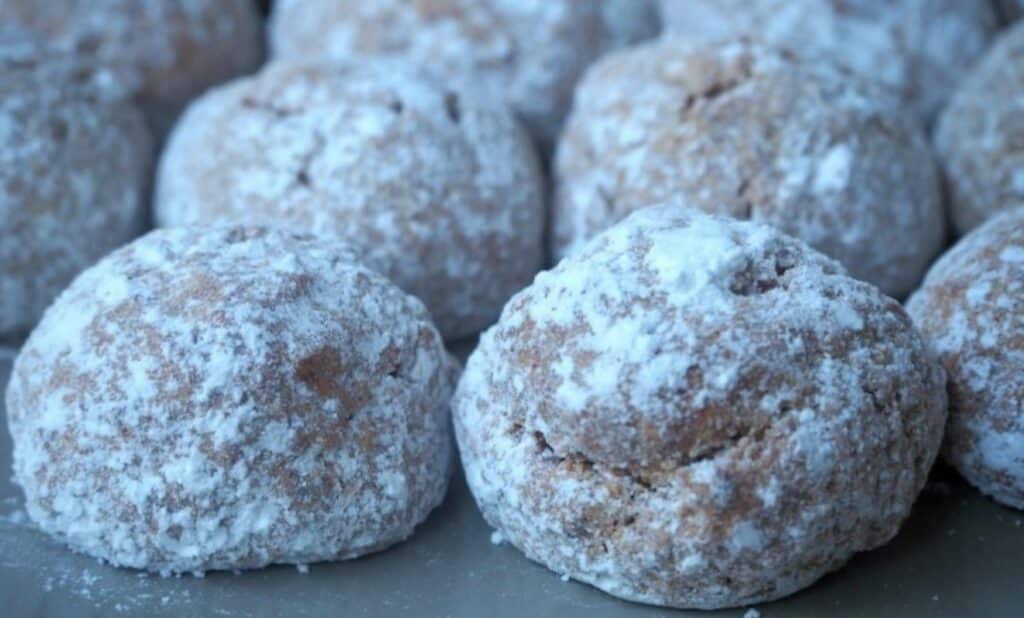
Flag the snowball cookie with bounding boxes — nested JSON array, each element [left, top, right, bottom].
[[658, 0, 998, 125], [5, 226, 458, 574], [155, 59, 545, 341], [0, 0, 264, 138], [553, 40, 944, 299], [935, 22, 1024, 236], [456, 205, 947, 609], [0, 48, 151, 339], [268, 0, 608, 146], [907, 208, 1024, 509]]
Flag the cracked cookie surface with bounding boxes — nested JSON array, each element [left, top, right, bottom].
[[155, 59, 545, 341], [455, 205, 946, 609], [6, 226, 458, 574], [553, 39, 944, 299]]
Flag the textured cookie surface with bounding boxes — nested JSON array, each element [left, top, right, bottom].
[[0, 0, 264, 137], [554, 39, 944, 298], [935, 22, 1024, 236], [657, 0, 998, 124], [6, 226, 458, 574], [269, 0, 612, 145], [156, 59, 545, 340], [907, 208, 1024, 510], [0, 45, 151, 338], [455, 205, 946, 609]]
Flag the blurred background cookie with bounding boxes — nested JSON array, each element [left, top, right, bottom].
[[658, 0, 998, 126], [935, 21, 1024, 236], [0, 0, 264, 139], [155, 59, 545, 340], [553, 39, 944, 298], [0, 42, 151, 339]]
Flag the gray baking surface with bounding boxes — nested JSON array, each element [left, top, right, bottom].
[[1, 348, 1022, 618]]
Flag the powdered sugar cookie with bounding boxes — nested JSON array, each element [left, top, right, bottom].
[[0, 0, 264, 138], [6, 226, 457, 574], [658, 0, 998, 125], [156, 59, 545, 340], [553, 39, 944, 299], [0, 45, 151, 338], [935, 22, 1024, 235], [456, 205, 946, 609], [907, 208, 1024, 510]]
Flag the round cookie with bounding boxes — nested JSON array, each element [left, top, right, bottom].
[[155, 59, 545, 341], [6, 226, 458, 574], [907, 208, 1024, 510], [455, 204, 947, 609], [268, 0, 607, 146], [553, 39, 944, 299], [935, 22, 1024, 236], [657, 0, 998, 125], [0, 0, 264, 138], [0, 45, 151, 339]]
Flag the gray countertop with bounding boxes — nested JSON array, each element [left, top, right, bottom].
[[0, 349, 1021, 618]]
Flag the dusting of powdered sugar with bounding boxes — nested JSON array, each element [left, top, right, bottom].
[[935, 22, 1024, 236], [0, 45, 152, 338], [155, 59, 545, 341], [907, 208, 1024, 510], [5, 226, 458, 574], [268, 0, 607, 146], [454, 204, 947, 609], [0, 0, 264, 137], [657, 0, 998, 125], [553, 38, 944, 299]]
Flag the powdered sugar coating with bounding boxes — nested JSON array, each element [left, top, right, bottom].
[[0, 48, 151, 338], [6, 226, 458, 574], [156, 59, 545, 341], [935, 22, 1024, 236], [268, 0, 607, 146], [0, 0, 264, 138], [553, 39, 944, 299], [455, 205, 946, 609], [907, 208, 1024, 510], [658, 0, 998, 125]]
